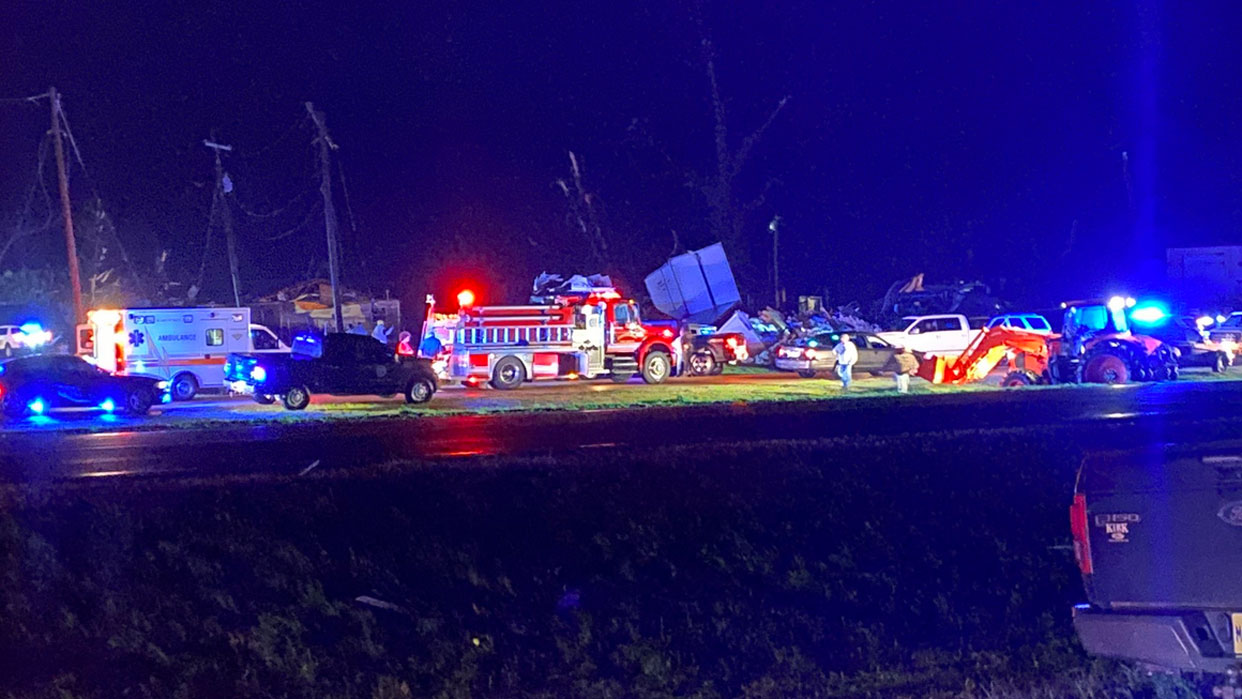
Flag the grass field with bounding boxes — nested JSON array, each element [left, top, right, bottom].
[[0, 429, 1204, 697], [15, 367, 1239, 435]]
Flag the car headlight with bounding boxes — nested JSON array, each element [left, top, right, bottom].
[[156, 380, 169, 390], [250, 366, 267, 382]]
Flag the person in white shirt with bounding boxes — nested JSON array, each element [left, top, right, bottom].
[[833, 333, 858, 390]]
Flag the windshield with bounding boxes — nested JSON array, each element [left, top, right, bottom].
[[885, 318, 917, 332]]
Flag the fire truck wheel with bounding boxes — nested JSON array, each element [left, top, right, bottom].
[[610, 373, 635, 383], [689, 351, 715, 376], [1082, 351, 1130, 384], [253, 393, 276, 405], [171, 373, 199, 401], [490, 356, 527, 390], [405, 377, 435, 404], [282, 385, 312, 410], [641, 351, 671, 384]]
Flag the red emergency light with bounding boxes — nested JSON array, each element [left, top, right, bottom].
[[457, 289, 476, 308]]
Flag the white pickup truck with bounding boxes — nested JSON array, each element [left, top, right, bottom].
[[876, 314, 979, 356]]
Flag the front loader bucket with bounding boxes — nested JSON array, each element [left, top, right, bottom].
[[917, 354, 950, 383]]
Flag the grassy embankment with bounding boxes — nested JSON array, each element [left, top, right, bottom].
[[0, 429, 1202, 698], [19, 368, 1239, 434]]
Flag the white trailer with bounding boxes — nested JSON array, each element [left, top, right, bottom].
[[80, 307, 288, 400]]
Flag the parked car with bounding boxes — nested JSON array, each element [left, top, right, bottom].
[[0, 323, 53, 357], [1138, 316, 1233, 372], [1209, 312, 1242, 353], [0, 354, 168, 418], [876, 314, 978, 356], [983, 313, 1053, 335], [774, 331, 901, 378], [1071, 446, 1242, 693], [225, 332, 438, 410]]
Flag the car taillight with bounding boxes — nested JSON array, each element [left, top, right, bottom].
[[1069, 493, 1093, 575], [803, 349, 817, 360]]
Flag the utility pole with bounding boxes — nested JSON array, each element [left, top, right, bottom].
[[49, 87, 84, 324], [204, 139, 241, 307], [769, 215, 781, 309], [305, 102, 344, 333]]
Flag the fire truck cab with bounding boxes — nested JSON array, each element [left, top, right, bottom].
[[421, 287, 680, 389]]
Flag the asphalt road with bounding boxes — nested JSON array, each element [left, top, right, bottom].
[[3, 370, 1242, 482]]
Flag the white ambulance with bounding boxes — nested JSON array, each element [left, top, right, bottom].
[[80, 307, 289, 400]]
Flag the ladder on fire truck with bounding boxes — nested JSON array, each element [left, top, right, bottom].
[[457, 325, 574, 347]]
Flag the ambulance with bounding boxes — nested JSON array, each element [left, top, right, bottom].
[[80, 307, 289, 400]]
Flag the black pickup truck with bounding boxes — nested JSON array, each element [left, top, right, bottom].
[[1072, 445, 1242, 687], [225, 332, 437, 410]]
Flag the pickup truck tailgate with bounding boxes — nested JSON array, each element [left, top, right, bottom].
[[1079, 448, 1242, 609]]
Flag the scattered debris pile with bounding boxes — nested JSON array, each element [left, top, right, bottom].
[[875, 274, 1002, 322], [531, 273, 613, 303]]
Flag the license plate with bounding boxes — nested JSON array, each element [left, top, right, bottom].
[[1231, 613, 1242, 655]]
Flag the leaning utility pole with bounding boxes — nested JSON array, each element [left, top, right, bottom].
[[305, 102, 344, 333], [769, 215, 781, 309], [204, 139, 241, 307], [49, 87, 84, 324]]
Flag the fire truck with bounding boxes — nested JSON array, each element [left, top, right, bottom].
[[420, 286, 681, 389]]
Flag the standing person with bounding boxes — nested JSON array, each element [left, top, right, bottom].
[[396, 331, 415, 356], [833, 333, 858, 390], [372, 319, 392, 344], [884, 346, 920, 393]]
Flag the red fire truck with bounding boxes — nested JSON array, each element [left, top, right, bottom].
[[420, 286, 681, 389]]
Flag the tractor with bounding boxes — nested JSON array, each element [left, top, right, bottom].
[[1003, 297, 1179, 386], [919, 297, 1179, 387]]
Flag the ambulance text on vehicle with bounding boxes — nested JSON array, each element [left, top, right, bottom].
[[80, 307, 289, 400]]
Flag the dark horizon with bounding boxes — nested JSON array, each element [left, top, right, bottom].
[[3, 0, 1241, 317]]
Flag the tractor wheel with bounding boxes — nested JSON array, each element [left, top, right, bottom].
[[1214, 351, 1229, 374], [282, 385, 312, 411], [797, 369, 817, 379], [641, 351, 671, 384], [171, 372, 199, 401], [1082, 352, 1130, 385], [1001, 370, 1040, 387], [689, 351, 716, 376], [490, 356, 526, 390]]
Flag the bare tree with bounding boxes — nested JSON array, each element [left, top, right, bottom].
[[698, 27, 791, 258], [554, 151, 610, 270]]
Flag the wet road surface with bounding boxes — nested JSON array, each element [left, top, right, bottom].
[[2, 371, 1242, 482]]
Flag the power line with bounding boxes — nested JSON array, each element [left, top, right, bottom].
[[0, 92, 50, 105], [237, 114, 313, 163]]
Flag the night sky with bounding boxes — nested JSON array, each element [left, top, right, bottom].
[[3, 1, 1242, 315]]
